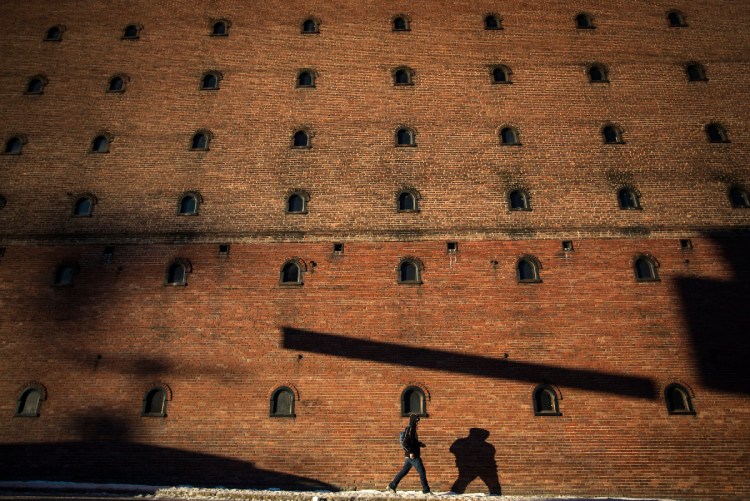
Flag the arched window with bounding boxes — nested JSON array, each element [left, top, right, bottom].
[[729, 187, 750, 208], [201, 72, 220, 90], [16, 387, 43, 417], [533, 385, 561, 415], [53, 263, 77, 286], [602, 124, 624, 144], [588, 63, 608, 83], [108, 76, 125, 92], [166, 260, 189, 285], [398, 259, 422, 284], [706, 123, 729, 143], [293, 130, 310, 148], [401, 387, 426, 416], [301, 18, 320, 34], [26, 76, 46, 94], [212, 20, 229, 36], [618, 188, 641, 209], [686, 63, 707, 82], [142, 388, 167, 416], [396, 128, 415, 146], [270, 387, 295, 417], [297, 70, 315, 87], [575, 13, 595, 29], [122, 24, 141, 39], [280, 260, 302, 285], [665, 384, 695, 414], [491, 65, 511, 84], [73, 196, 93, 216], [667, 10, 687, 27], [4, 136, 23, 155], [500, 127, 520, 145], [509, 189, 530, 210], [517, 257, 540, 283], [394, 67, 414, 85], [484, 14, 502, 30], [45, 26, 63, 41], [191, 131, 210, 150], [91, 135, 110, 153], [634, 256, 659, 281], [286, 192, 308, 213], [393, 15, 410, 31], [397, 190, 418, 212], [179, 193, 199, 215]]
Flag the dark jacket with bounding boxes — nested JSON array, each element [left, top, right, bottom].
[[403, 425, 425, 458]]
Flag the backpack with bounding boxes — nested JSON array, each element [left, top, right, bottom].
[[399, 426, 410, 451]]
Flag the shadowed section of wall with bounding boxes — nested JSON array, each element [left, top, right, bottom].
[[281, 328, 657, 399]]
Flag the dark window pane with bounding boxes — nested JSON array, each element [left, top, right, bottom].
[[395, 70, 410, 84], [707, 125, 726, 142], [109, 77, 124, 91], [5, 137, 22, 154], [92, 136, 108, 152], [485, 16, 499, 29], [202, 74, 217, 89], [576, 14, 591, 28], [730, 188, 750, 208], [144, 389, 165, 414], [400, 262, 418, 282], [510, 190, 527, 209], [27, 79, 44, 93], [180, 196, 197, 214], [589, 66, 604, 82], [541, 390, 555, 411], [409, 390, 423, 414], [46, 27, 61, 40], [168, 264, 185, 284], [687, 65, 704, 81], [501, 128, 517, 144], [518, 260, 535, 280], [397, 129, 413, 145], [20, 390, 41, 415], [124, 25, 139, 38], [213, 22, 227, 35], [492, 68, 507, 82], [298, 72, 313, 86], [302, 19, 316, 32], [74, 198, 92, 216], [293, 131, 309, 147], [56, 265, 74, 285], [399, 192, 415, 211], [282, 262, 300, 283], [273, 390, 294, 415], [619, 190, 638, 209], [192, 133, 207, 149], [667, 388, 687, 411], [288, 194, 304, 212], [603, 126, 619, 143], [668, 12, 683, 26], [635, 258, 654, 279], [394, 17, 407, 30]]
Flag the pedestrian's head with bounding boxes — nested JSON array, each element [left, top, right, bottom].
[[409, 414, 421, 426]]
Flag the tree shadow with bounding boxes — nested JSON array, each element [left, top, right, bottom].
[[449, 428, 501, 496]]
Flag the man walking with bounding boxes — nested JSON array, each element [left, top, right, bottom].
[[388, 414, 431, 494]]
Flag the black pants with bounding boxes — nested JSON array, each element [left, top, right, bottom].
[[389, 457, 430, 493]]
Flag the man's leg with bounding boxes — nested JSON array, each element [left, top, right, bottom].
[[388, 459, 412, 490], [413, 458, 430, 493]]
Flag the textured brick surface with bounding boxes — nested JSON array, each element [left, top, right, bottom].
[[0, 1, 749, 499]]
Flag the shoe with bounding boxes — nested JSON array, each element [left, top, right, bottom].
[[387, 486, 396, 494], [422, 490, 432, 495]]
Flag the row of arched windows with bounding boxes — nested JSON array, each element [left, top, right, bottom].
[[49, 253, 664, 288], [38, 10, 694, 43], [11, 382, 698, 419], [1, 122, 733, 157]]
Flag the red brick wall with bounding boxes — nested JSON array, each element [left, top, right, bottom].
[[0, 1, 749, 499]]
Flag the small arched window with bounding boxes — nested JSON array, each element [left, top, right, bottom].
[[393, 15, 410, 31], [397, 190, 418, 212], [588, 64, 608, 83], [729, 187, 750, 208], [280, 260, 302, 285], [53, 263, 77, 286], [201, 72, 220, 90], [45, 26, 63, 41], [297, 70, 315, 87], [191, 131, 210, 150], [293, 130, 310, 148], [142, 388, 167, 416], [108, 76, 126, 92], [576, 13, 595, 29], [509, 190, 530, 211], [665, 384, 695, 414], [122, 24, 141, 39], [667, 10, 687, 27], [533, 385, 561, 416], [286, 192, 308, 213], [706, 123, 729, 143], [491, 66, 511, 84], [270, 387, 295, 417], [686, 63, 707, 82], [602, 124, 624, 144], [618, 188, 641, 209], [212, 20, 229, 36], [16, 387, 43, 417], [73, 196, 93, 216], [26, 76, 46, 94], [634, 256, 659, 281], [517, 257, 541, 283], [179, 193, 199, 215], [398, 259, 422, 284], [301, 18, 320, 34], [484, 14, 502, 30], [394, 67, 414, 85], [396, 127, 416, 146], [401, 386, 426, 416], [500, 127, 520, 145], [166, 260, 189, 286], [4, 136, 23, 155], [91, 135, 110, 153]]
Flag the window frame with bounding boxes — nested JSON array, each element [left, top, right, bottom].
[[121, 23, 142, 40], [686, 62, 708, 82], [587, 63, 609, 83], [617, 187, 642, 210], [664, 383, 696, 415], [286, 190, 310, 214], [602, 123, 625, 144], [393, 67, 415, 86], [296, 69, 316, 88], [633, 255, 660, 282], [200, 71, 222, 91], [15, 385, 46, 417], [25, 75, 48, 95], [301, 17, 321, 34], [667, 10, 688, 28], [395, 127, 416, 147], [269, 386, 296, 418], [72, 194, 96, 217], [142, 387, 168, 417], [575, 13, 595, 29], [90, 133, 111, 154], [397, 189, 420, 213], [484, 14, 503, 30], [52, 262, 78, 287], [107, 74, 128, 93], [292, 129, 311, 149], [398, 258, 423, 285], [165, 259, 191, 286], [280, 259, 304, 286], [706, 123, 730, 143], [401, 386, 427, 417], [499, 126, 521, 146], [178, 192, 202, 216], [4, 135, 25, 155], [508, 189, 531, 211], [190, 130, 212, 151], [211, 19, 230, 37], [533, 384, 562, 416], [44, 25, 64, 41], [392, 14, 411, 32], [516, 256, 542, 284], [490, 65, 512, 84], [729, 186, 750, 209]]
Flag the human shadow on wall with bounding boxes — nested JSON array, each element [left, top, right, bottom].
[[449, 428, 501, 495]]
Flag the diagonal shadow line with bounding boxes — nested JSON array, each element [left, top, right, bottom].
[[282, 328, 657, 399]]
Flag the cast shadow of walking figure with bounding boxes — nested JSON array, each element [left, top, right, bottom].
[[450, 428, 502, 496]]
